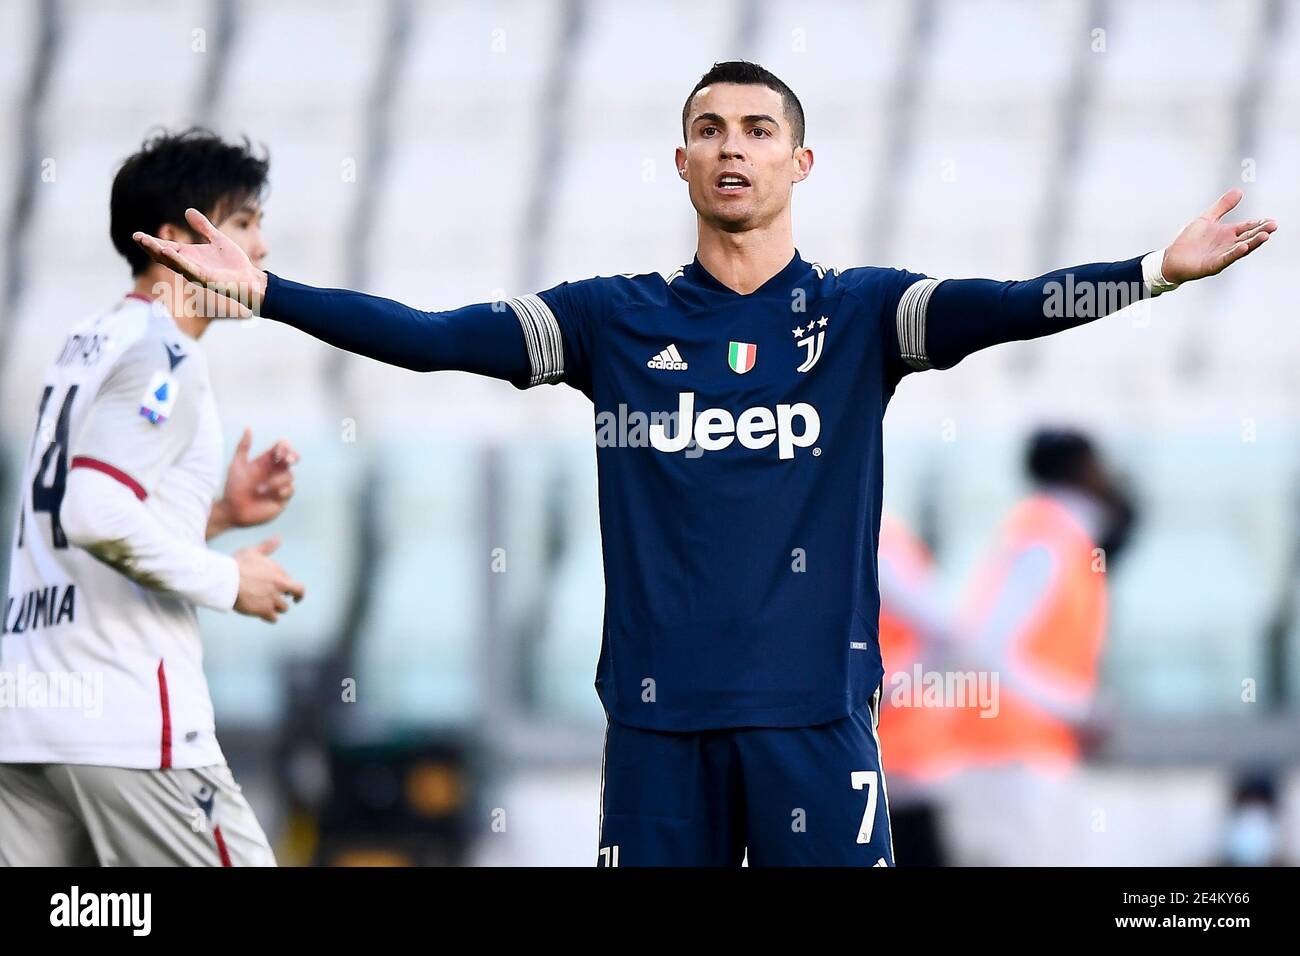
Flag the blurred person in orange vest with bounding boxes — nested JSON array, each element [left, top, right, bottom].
[[945, 429, 1136, 866], [876, 512, 963, 865]]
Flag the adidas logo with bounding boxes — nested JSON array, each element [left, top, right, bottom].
[[647, 344, 688, 371]]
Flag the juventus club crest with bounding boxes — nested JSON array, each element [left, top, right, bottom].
[[793, 315, 830, 372]]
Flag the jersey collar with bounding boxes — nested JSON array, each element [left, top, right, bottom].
[[682, 249, 809, 298]]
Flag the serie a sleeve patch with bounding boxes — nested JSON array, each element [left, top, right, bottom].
[[138, 369, 180, 425]]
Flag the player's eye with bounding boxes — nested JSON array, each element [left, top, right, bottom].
[[751, 127, 771, 138], [701, 126, 718, 136]]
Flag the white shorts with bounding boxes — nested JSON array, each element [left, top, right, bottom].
[[0, 762, 276, 867]]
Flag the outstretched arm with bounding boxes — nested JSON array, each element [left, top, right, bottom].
[[256, 273, 535, 381], [133, 209, 551, 387], [892, 189, 1277, 373]]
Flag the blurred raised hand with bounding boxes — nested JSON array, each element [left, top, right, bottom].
[[207, 429, 301, 539]]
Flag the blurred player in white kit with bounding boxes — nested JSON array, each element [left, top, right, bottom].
[[0, 129, 304, 866]]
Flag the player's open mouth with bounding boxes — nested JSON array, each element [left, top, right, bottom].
[[715, 173, 751, 193]]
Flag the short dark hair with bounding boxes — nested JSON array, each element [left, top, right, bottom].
[[110, 128, 269, 276], [682, 60, 805, 147], [1025, 428, 1097, 487]]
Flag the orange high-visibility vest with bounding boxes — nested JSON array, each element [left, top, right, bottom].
[[877, 514, 960, 782], [953, 494, 1107, 768]]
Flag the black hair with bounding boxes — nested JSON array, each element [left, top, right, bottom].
[[1025, 428, 1097, 487], [682, 60, 805, 147], [110, 128, 269, 276]]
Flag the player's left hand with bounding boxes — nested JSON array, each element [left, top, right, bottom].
[[210, 429, 300, 535], [1160, 188, 1277, 283]]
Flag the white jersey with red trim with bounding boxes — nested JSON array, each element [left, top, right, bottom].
[[0, 295, 230, 769]]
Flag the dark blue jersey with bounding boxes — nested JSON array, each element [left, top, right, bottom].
[[261, 248, 1154, 730], [525, 253, 924, 729]]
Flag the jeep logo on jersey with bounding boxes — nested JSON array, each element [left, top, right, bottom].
[[649, 392, 819, 460], [728, 341, 756, 374]]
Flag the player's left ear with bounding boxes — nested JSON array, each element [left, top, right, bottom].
[[674, 145, 688, 182], [792, 145, 813, 183], [157, 221, 199, 245]]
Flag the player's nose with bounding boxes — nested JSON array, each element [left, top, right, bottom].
[[719, 135, 746, 161]]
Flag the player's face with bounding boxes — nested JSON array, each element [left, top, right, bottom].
[[213, 199, 268, 270], [676, 83, 812, 233]]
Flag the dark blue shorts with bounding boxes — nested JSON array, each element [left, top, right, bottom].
[[596, 687, 893, 867]]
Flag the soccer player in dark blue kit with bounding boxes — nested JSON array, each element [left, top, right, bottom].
[[135, 61, 1277, 867]]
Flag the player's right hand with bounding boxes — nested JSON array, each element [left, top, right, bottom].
[[133, 208, 268, 312], [233, 536, 305, 623]]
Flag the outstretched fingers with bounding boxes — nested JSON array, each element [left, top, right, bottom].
[[132, 232, 199, 279], [184, 207, 224, 243], [132, 232, 180, 259], [1233, 219, 1278, 244], [1219, 230, 1271, 270], [131, 232, 192, 277], [1203, 187, 1244, 222]]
